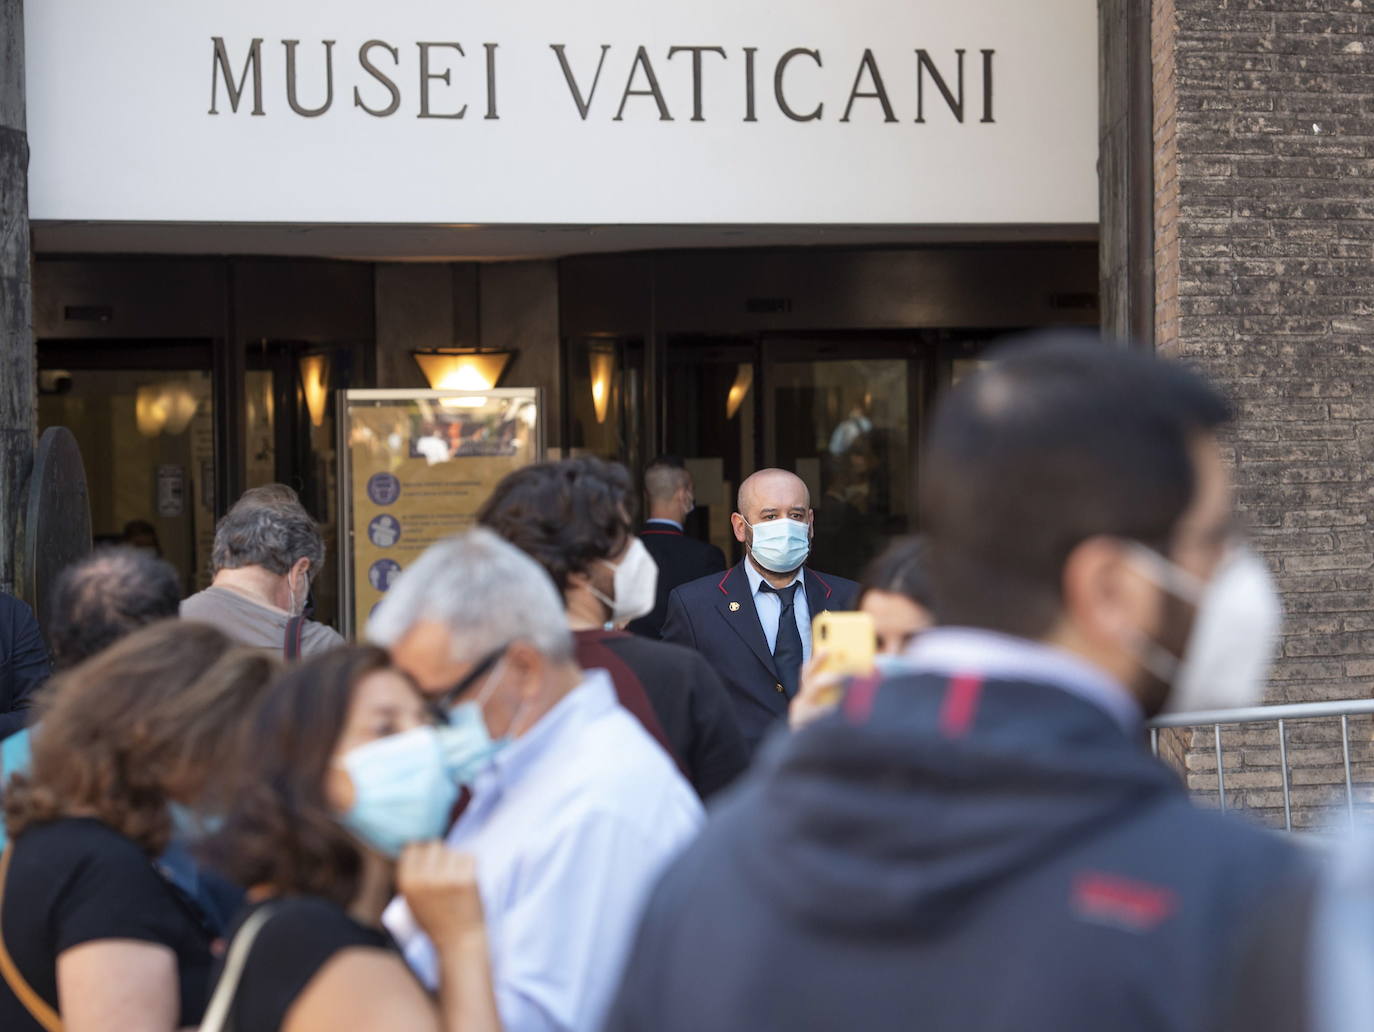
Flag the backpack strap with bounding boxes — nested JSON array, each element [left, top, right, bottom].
[[0, 845, 64, 1031], [282, 616, 307, 662]]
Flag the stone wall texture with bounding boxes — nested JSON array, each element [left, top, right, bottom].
[[1154, 0, 1374, 829]]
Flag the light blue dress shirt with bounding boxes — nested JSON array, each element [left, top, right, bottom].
[[901, 627, 1144, 734], [744, 562, 812, 663], [644, 517, 683, 531], [384, 670, 703, 1032]]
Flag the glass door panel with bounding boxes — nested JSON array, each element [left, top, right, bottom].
[[38, 368, 215, 594], [764, 348, 913, 581], [246, 342, 350, 631], [664, 338, 758, 565]]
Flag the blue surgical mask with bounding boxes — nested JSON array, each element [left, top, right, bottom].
[[338, 726, 458, 858], [437, 701, 511, 787], [746, 518, 811, 574], [169, 803, 225, 842], [873, 653, 917, 678], [432, 653, 519, 787]]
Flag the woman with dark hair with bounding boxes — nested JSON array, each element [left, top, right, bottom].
[[0, 620, 274, 1032], [790, 536, 935, 729], [854, 536, 935, 656], [201, 645, 499, 1032]]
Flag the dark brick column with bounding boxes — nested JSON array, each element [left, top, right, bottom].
[[1153, 0, 1374, 824], [0, 0, 34, 597]]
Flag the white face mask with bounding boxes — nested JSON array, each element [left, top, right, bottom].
[[1127, 544, 1283, 714], [589, 538, 659, 626]]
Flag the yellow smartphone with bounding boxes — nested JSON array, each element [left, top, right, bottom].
[[812, 611, 876, 678]]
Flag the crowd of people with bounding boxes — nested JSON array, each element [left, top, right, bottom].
[[0, 335, 1367, 1031]]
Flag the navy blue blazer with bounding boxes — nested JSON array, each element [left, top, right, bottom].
[[0, 592, 50, 740], [627, 523, 727, 640], [661, 562, 858, 755]]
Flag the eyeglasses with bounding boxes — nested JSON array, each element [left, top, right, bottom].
[[427, 646, 507, 725]]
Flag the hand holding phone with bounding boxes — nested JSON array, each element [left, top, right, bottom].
[[811, 611, 877, 678]]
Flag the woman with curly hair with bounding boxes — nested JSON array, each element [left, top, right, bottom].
[[200, 645, 499, 1032], [0, 620, 274, 1032]]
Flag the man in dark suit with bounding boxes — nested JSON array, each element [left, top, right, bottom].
[[662, 468, 857, 755], [629, 456, 727, 639]]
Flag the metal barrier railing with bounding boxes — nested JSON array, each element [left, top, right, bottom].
[[1148, 699, 1374, 832]]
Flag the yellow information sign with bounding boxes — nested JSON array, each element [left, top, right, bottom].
[[338, 388, 543, 639]]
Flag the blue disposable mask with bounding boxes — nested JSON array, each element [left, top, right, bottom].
[[873, 653, 917, 678], [169, 803, 225, 842], [438, 700, 510, 787], [433, 653, 519, 787], [338, 725, 459, 858], [746, 517, 811, 574]]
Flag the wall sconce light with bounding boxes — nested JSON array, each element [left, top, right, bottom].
[[136, 382, 200, 437], [587, 343, 616, 424], [299, 352, 331, 428], [726, 363, 754, 420], [411, 347, 516, 391]]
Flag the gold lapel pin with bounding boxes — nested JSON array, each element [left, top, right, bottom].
[[729, 601, 741, 612]]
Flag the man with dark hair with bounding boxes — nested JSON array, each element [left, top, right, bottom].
[[478, 457, 748, 799], [47, 546, 182, 671], [627, 456, 725, 640], [661, 467, 858, 755], [605, 339, 1309, 1032]]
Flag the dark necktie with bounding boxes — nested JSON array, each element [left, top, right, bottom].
[[761, 581, 803, 697]]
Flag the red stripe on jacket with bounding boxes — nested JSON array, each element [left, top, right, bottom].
[[938, 674, 984, 738]]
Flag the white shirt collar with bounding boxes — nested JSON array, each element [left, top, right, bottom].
[[472, 670, 618, 797], [744, 560, 805, 596], [902, 627, 1143, 733], [645, 517, 683, 531]]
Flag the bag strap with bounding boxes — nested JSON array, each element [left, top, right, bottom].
[[198, 904, 277, 1032], [0, 845, 64, 1031], [283, 616, 306, 661]]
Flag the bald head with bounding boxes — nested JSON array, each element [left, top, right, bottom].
[[736, 469, 811, 523]]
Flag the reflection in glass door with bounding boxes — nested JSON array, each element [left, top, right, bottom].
[[662, 332, 996, 581], [38, 360, 216, 595], [764, 342, 916, 581]]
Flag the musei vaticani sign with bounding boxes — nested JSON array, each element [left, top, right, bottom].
[[25, 0, 1097, 225]]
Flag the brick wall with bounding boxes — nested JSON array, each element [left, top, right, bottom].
[[1153, 0, 1374, 829]]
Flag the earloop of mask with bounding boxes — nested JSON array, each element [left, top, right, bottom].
[[472, 655, 531, 740], [1122, 626, 1183, 686], [1124, 542, 1206, 606]]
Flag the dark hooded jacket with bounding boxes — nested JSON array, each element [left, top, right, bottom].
[[603, 670, 1310, 1032]]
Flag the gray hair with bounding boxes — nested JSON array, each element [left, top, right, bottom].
[[367, 528, 573, 663], [211, 498, 326, 579]]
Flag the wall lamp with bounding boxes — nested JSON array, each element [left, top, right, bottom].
[[411, 347, 517, 392], [298, 352, 331, 428]]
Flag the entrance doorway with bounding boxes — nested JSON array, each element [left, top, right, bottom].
[[37, 338, 356, 627], [37, 340, 216, 596], [664, 331, 996, 581]]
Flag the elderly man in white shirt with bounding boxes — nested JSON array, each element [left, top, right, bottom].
[[369, 529, 703, 1032]]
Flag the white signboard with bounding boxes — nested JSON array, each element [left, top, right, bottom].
[[25, 0, 1097, 225]]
